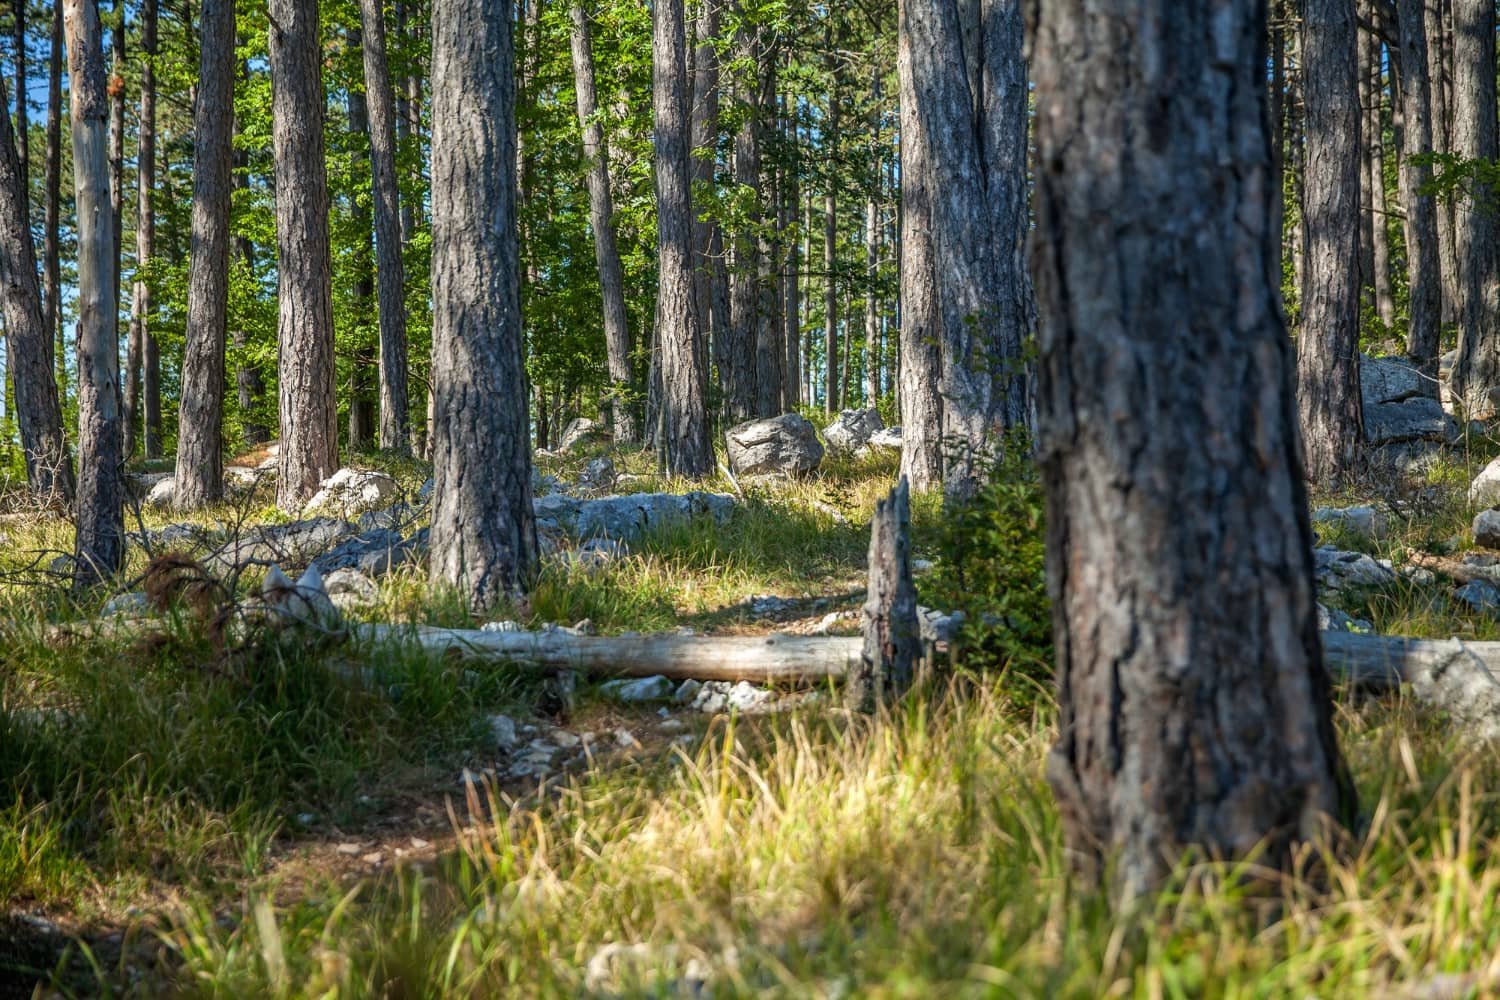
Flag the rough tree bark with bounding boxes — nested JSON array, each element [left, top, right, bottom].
[[781, 92, 801, 409], [652, 0, 712, 476], [346, 41, 377, 454], [896, 0, 1032, 499], [428, 0, 538, 610], [124, 0, 156, 458], [359, 0, 410, 453], [569, 2, 635, 444], [725, 22, 762, 424], [173, 0, 234, 510], [12, 0, 24, 190], [44, 0, 62, 383], [846, 477, 918, 712], [1364, 34, 1397, 330], [865, 70, 882, 409], [1296, 0, 1363, 484], [0, 76, 73, 501], [269, 0, 338, 511], [690, 1, 724, 415], [1030, 0, 1354, 898], [108, 0, 123, 358], [1428, 0, 1460, 328], [1397, 0, 1442, 380], [1448, 0, 1500, 418], [64, 0, 125, 586], [752, 63, 783, 417]]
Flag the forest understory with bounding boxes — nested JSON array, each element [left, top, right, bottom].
[[0, 411, 1499, 997]]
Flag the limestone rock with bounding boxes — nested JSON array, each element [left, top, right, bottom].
[[823, 408, 883, 453], [1311, 505, 1389, 542], [1314, 546, 1398, 593], [302, 468, 398, 519], [1471, 457, 1500, 508], [324, 568, 380, 611], [577, 456, 617, 493], [1477, 509, 1500, 550], [600, 675, 674, 703], [725, 413, 824, 477], [558, 417, 606, 453]]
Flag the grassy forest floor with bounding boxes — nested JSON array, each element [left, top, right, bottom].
[[5, 433, 1500, 996]]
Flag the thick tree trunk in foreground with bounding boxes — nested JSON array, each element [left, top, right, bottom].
[[897, 0, 1032, 498], [1449, 0, 1500, 418], [570, 3, 635, 444], [1397, 0, 1441, 380], [359, 0, 410, 453], [1296, 0, 1362, 484], [124, 0, 157, 459], [429, 0, 538, 610], [64, 0, 124, 586], [173, 0, 234, 510], [269, 0, 338, 511], [1030, 0, 1353, 898], [652, 0, 712, 476], [0, 77, 73, 501]]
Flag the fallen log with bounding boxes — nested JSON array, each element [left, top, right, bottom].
[[1321, 631, 1500, 741], [354, 624, 864, 684]]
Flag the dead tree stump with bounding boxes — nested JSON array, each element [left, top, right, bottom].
[[848, 476, 920, 711]]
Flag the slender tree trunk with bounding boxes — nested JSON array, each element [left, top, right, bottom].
[[865, 70, 882, 409], [269, 0, 338, 510], [124, 0, 156, 459], [429, 0, 538, 610], [724, 26, 762, 423], [1398, 0, 1442, 379], [173, 0, 233, 509], [13, 0, 24, 193], [1428, 0, 1459, 327], [652, 0, 711, 474], [690, 2, 723, 413], [1030, 0, 1353, 899], [64, 0, 124, 586], [823, 188, 836, 413], [570, 2, 636, 444], [1449, 0, 1500, 417], [108, 0, 124, 366], [1296, 0, 1363, 484], [359, 0, 410, 453], [44, 0, 62, 387], [753, 62, 783, 417], [346, 38, 378, 454], [781, 91, 801, 409], [233, 133, 269, 445], [1367, 35, 1397, 330], [0, 74, 73, 501]]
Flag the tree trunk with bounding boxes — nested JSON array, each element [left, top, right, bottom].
[[864, 78, 882, 410], [1398, 0, 1442, 380], [689, 2, 723, 413], [823, 188, 836, 414], [429, 0, 538, 610], [753, 63, 783, 418], [1448, 0, 1500, 418], [269, 0, 338, 511], [173, 0, 234, 510], [1366, 35, 1397, 331], [44, 0, 62, 388], [846, 477, 918, 712], [1030, 0, 1354, 899], [346, 36, 378, 455], [13, 0, 25, 192], [1428, 0, 1460, 328], [108, 0, 124, 367], [570, 2, 636, 444], [896, 0, 1032, 498], [781, 92, 801, 409], [725, 22, 763, 424], [1296, 0, 1363, 484], [232, 54, 269, 447], [64, 0, 124, 587], [125, 0, 156, 460], [359, 0, 410, 453], [652, 0, 712, 476], [0, 75, 73, 501]]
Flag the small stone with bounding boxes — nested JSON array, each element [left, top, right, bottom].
[[1456, 580, 1500, 613], [101, 591, 150, 617], [1476, 509, 1500, 549], [813, 612, 840, 635], [659, 718, 685, 733], [613, 727, 640, 749], [488, 714, 519, 750], [335, 843, 363, 857], [549, 729, 581, 749], [673, 679, 703, 704], [410, 837, 430, 849], [361, 852, 384, 865], [600, 675, 674, 703]]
